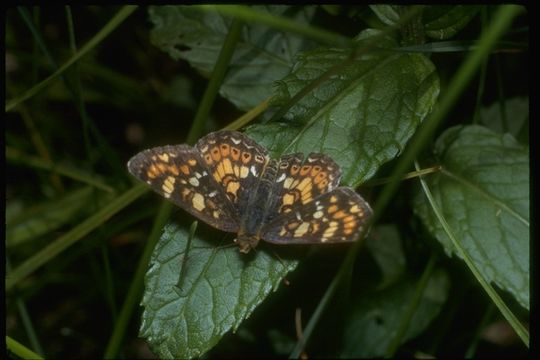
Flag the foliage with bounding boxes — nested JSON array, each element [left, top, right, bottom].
[[5, 5, 528, 359]]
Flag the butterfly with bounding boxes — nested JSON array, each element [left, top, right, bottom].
[[127, 130, 372, 253]]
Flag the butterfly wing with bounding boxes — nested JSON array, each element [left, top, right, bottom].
[[261, 187, 372, 244], [127, 144, 239, 232], [195, 130, 270, 219]]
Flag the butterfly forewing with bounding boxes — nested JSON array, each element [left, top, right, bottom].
[[267, 152, 342, 220], [127, 144, 239, 232], [195, 130, 269, 219]]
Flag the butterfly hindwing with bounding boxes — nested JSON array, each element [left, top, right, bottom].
[[261, 187, 372, 244]]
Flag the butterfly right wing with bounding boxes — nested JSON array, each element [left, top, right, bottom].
[[127, 144, 239, 232], [195, 130, 270, 219]]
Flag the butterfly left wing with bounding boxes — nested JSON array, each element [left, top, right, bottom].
[[261, 187, 372, 244], [127, 144, 240, 232]]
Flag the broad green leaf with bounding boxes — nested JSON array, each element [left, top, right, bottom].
[[413, 125, 529, 309], [424, 5, 481, 40], [369, 5, 401, 26], [139, 223, 297, 359], [255, 29, 439, 186], [370, 5, 481, 40], [6, 187, 106, 248], [341, 269, 449, 357], [365, 224, 406, 288], [479, 96, 529, 143], [149, 5, 316, 111]]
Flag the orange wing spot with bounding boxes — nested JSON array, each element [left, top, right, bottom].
[[231, 147, 241, 161], [344, 220, 357, 229], [311, 166, 322, 176], [181, 188, 191, 199], [330, 195, 338, 203], [300, 180, 314, 203], [312, 221, 320, 233], [240, 165, 249, 178], [300, 165, 312, 176], [294, 222, 310, 237], [188, 159, 197, 166], [204, 154, 213, 165], [226, 180, 240, 197], [156, 163, 167, 174], [317, 179, 329, 190], [146, 164, 159, 178], [211, 147, 221, 161], [282, 193, 296, 206], [344, 215, 356, 223], [222, 157, 233, 175], [283, 177, 294, 189], [157, 153, 170, 162], [297, 177, 312, 190], [344, 227, 354, 235], [314, 172, 327, 184], [180, 165, 190, 175], [332, 210, 348, 219], [291, 165, 300, 175], [350, 204, 363, 214], [220, 143, 230, 156], [286, 221, 300, 230], [167, 165, 179, 176], [191, 193, 206, 211], [328, 204, 338, 213], [241, 151, 252, 164]]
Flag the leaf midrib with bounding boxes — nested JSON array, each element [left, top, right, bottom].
[[441, 168, 529, 227]]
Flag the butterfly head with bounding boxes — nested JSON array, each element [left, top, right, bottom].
[[234, 231, 261, 254]]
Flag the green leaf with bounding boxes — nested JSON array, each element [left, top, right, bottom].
[[479, 96, 529, 143], [369, 5, 401, 26], [259, 29, 439, 186], [341, 269, 449, 357], [148, 5, 316, 111], [365, 224, 406, 288], [6, 187, 108, 248], [139, 223, 297, 359], [369, 5, 480, 41], [424, 5, 481, 40], [413, 125, 529, 310]]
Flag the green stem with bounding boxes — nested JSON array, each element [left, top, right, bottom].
[[416, 161, 528, 347], [6, 5, 138, 112], [187, 18, 243, 144], [384, 253, 437, 357], [6, 185, 147, 292]]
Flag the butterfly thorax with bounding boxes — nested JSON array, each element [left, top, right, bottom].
[[236, 159, 281, 253]]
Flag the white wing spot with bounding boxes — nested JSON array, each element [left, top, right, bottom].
[[189, 177, 200, 186]]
